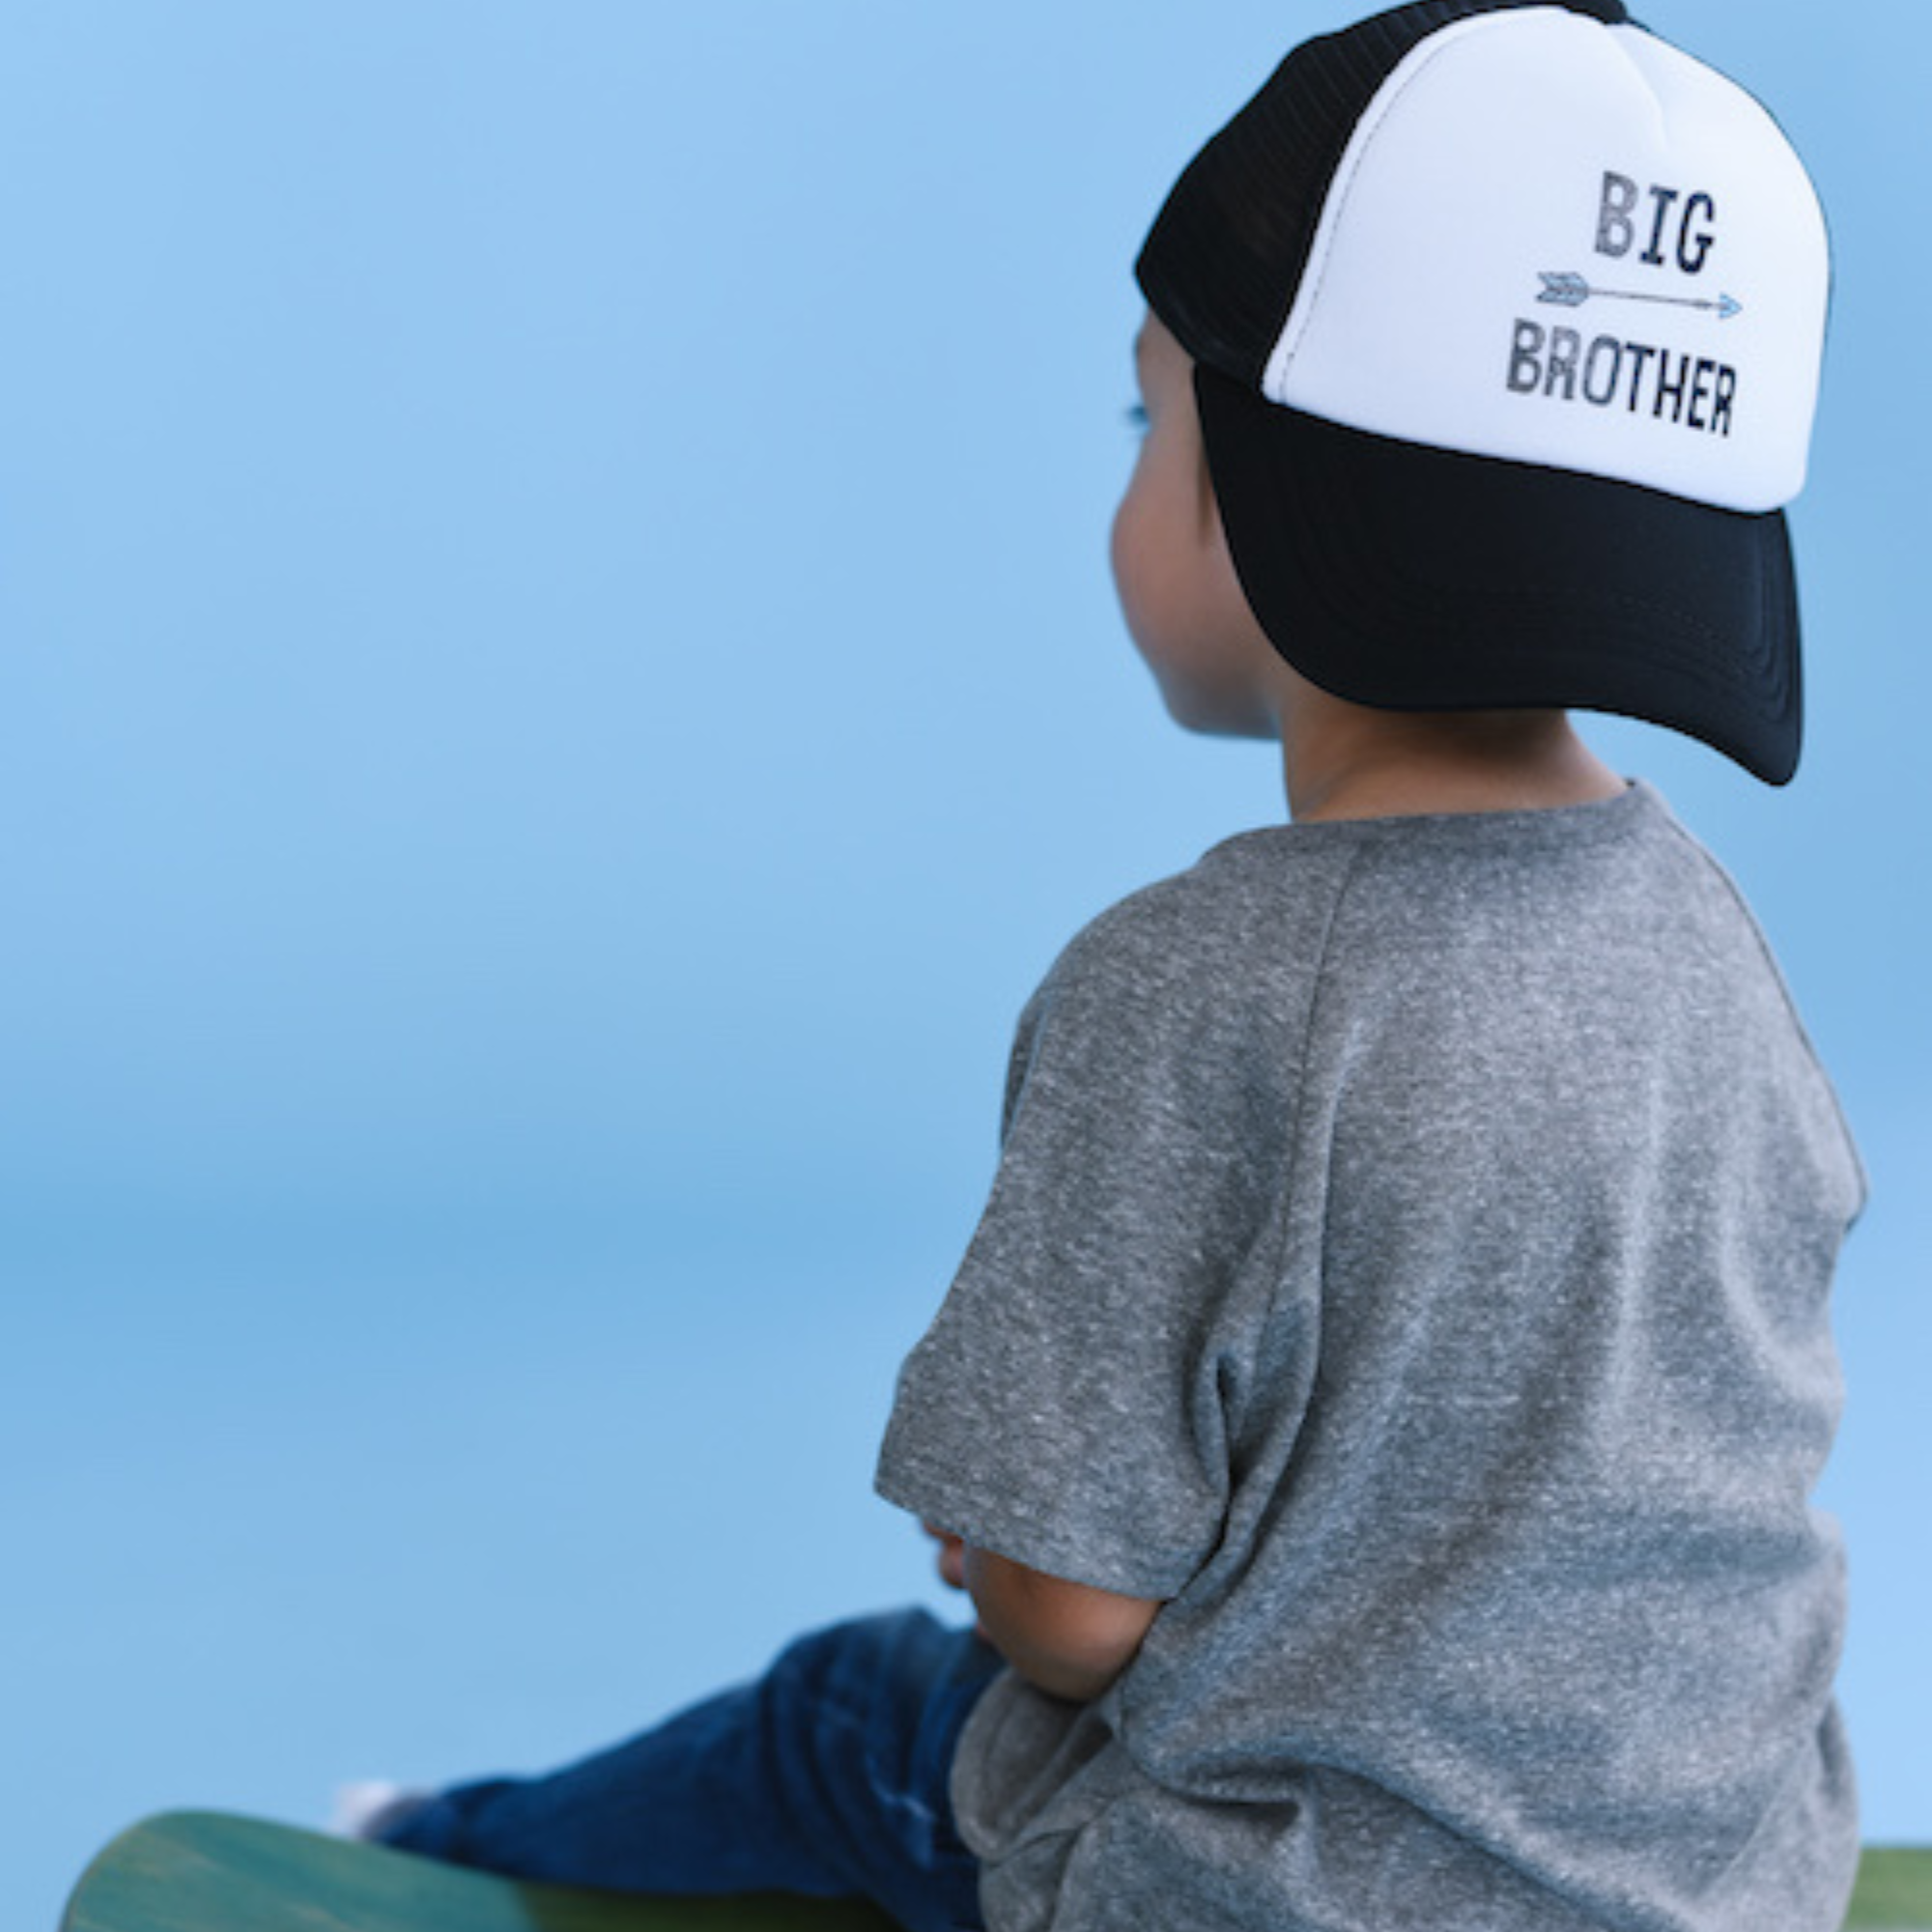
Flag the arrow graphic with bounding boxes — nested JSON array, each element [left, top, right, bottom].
[[1538, 271, 1743, 321]]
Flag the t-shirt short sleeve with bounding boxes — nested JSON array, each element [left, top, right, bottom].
[[875, 882, 1299, 1602]]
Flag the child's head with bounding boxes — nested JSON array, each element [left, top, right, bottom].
[[1121, 0, 1831, 784]]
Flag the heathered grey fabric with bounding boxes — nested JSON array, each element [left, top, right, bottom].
[[875, 783, 1865, 1932]]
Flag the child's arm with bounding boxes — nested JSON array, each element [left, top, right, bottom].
[[922, 1523, 1164, 1702], [962, 1544, 1163, 1704]]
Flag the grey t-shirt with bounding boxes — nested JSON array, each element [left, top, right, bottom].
[[876, 784, 1865, 1932]]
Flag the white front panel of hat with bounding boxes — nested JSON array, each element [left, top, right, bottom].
[[1262, 13, 1829, 514]]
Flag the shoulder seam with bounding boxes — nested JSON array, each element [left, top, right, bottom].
[[1230, 838, 1376, 1457]]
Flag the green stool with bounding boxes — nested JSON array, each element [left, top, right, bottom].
[[1851, 1849, 1932, 1932], [61, 1814, 893, 1932], [61, 1810, 1932, 1932]]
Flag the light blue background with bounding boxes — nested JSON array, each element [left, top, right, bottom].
[[5, 5, 1925, 1924]]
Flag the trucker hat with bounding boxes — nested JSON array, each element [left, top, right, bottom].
[[1135, 0, 1831, 782]]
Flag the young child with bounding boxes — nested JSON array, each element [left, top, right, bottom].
[[350, 4, 1864, 1927]]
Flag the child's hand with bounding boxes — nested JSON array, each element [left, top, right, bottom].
[[922, 1521, 969, 1592]]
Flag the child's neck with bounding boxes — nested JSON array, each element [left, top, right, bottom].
[[1280, 700, 1626, 825]]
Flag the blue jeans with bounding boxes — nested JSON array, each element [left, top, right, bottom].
[[381, 1609, 1003, 1932]]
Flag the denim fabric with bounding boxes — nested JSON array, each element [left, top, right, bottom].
[[381, 1609, 1002, 1932]]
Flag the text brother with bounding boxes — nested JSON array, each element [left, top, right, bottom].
[[1506, 171, 1738, 439]]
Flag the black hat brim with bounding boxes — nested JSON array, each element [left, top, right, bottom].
[[1194, 364, 1804, 784]]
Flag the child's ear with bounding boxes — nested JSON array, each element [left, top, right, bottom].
[[1194, 444, 1222, 543], [1187, 371, 1222, 541]]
